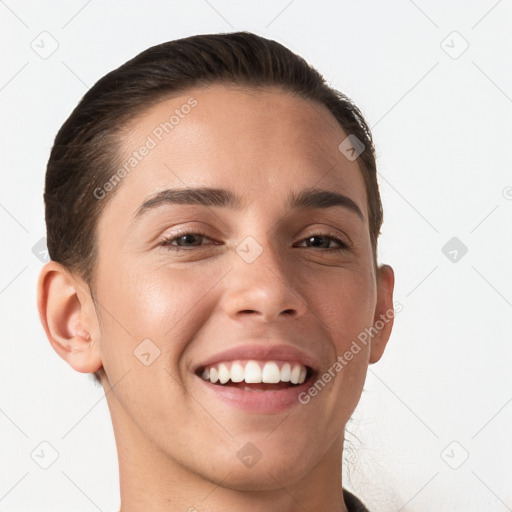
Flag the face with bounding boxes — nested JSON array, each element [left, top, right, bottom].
[[87, 84, 393, 490]]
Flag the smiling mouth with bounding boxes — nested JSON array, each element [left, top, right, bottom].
[[195, 360, 314, 391]]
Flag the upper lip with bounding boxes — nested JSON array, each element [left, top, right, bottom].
[[193, 343, 319, 373]]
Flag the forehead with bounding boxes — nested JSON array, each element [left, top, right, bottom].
[[101, 84, 368, 224]]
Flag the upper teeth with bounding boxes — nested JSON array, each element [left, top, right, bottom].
[[201, 361, 308, 385]]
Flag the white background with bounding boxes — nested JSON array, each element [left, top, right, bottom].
[[1, 1, 511, 511]]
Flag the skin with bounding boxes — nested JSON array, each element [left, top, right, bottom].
[[38, 84, 395, 512]]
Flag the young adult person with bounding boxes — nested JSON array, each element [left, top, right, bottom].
[[37, 32, 395, 512]]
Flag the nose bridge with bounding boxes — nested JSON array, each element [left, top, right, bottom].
[[221, 232, 308, 322]]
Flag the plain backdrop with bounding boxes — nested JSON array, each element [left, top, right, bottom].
[[1, 1, 511, 511]]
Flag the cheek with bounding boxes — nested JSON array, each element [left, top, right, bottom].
[[308, 268, 376, 418], [318, 265, 376, 343], [96, 261, 218, 363], [92, 261, 232, 457]]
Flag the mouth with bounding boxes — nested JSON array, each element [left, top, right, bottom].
[[192, 343, 319, 413], [196, 360, 314, 391], [194, 359, 316, 412]]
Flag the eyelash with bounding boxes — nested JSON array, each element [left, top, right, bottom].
[[158, 230, 350, 253]]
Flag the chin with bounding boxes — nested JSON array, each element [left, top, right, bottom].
[[211, 461, 311, 492], [197, 438, 315, 491]]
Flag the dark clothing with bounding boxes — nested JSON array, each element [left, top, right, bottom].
[[343, 488, 370, 512]]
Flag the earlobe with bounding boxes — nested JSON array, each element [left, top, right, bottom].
[[369, 264, 395, 364], [37, 261, 103, 374]]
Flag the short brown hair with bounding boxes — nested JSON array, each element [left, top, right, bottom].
[[44, 31, 383, 386]]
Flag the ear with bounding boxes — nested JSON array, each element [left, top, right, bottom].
[[37, 261, 103, 374], [369, 264, 395, 364]]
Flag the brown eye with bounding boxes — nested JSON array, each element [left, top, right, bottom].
[[297, 234, 349, 252], [173, 233, 204, 247], [159, 231, 216, 251]]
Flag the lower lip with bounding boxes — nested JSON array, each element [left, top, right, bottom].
[[196, 376, 312, 414]]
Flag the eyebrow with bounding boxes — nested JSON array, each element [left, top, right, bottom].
[[133, 186, 364, 221]]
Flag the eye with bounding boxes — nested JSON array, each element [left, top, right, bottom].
[[159, 231, 217, 251], [296, 234, 349, 252]]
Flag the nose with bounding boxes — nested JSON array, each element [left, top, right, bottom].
[[219, 238, 309, 324]]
